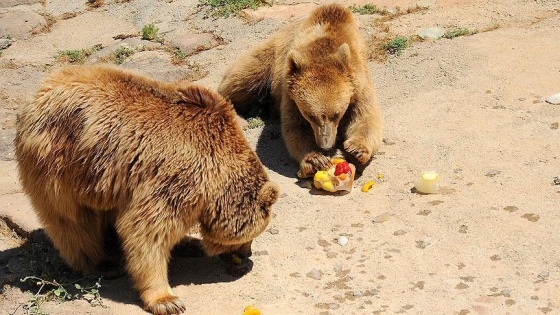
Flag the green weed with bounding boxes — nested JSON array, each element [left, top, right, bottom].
[[56, 44, 102, 63], [202, 0, 264, 18], [349, 3, 389, 15], [443, 28, 478, 39], [19, 276, 104, 314], [113, 46, 137, 64], [246, 117, 265, 129], [141, 23, 159, 41], [381, 36, 408, 56]]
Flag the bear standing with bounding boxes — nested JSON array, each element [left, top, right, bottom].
[[15, 65, 279, 315], [218, 3, 383, 178]]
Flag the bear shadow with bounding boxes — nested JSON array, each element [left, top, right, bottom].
[[254, 121, 300, 179], [0, 228, 254, 311]]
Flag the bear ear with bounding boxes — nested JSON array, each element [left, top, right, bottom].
[[258, 181, 280, 207], [287, 49, 305, 75], [336, 43, 351, 65]]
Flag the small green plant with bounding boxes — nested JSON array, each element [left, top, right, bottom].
[[247, 117, 265, 129], [56, 44, 102, 64], [349, 3, 389, 15], [19, 276, 103, 314], [483, 22, 500, 32], [113, 46, 137, 64], [443, 28, 478, 39], [381, 36, 408, 56], [202, 0, 263, 18], [141, 23, 159, 41], [171, 49, 186, 64]]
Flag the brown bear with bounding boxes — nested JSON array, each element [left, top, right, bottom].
[[14, 64, 280, 315], [218, 3, 383, 178]]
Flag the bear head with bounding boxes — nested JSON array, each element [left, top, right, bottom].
[[286, 42, 355, 150], [199, 181, 280, 258]]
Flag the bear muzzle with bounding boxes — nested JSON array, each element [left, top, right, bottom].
[[314, 123, 337, 150]]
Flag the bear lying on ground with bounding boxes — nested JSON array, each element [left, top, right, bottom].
[[14, 65, 279, 315], [218, 3, 383, 178]]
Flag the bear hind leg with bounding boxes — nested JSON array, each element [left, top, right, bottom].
[[37, 200, 106, 275]]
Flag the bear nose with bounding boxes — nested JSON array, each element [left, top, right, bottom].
[[235, 241, 253, 258], [316, 123, 336, 150]]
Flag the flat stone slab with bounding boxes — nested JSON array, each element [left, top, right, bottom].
[[0, 161, 41, 234], [0, 11, 46, 40], [545, 92, 560, 104], [2, 11, 138, 64], [0, 0, 42, 8], [167, 32, 219, 56]]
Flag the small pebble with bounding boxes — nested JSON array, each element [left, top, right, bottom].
[[306, 268, 322, 280], [553, 176, 560, 185], [0, 38, 12, 50], [417, 238, 432, 249], [418, 27, 445, 39], [337, 236, 349, 246], [353, 290, 363, 297], [502, 289, 511, 297], [269, 228, 279, 235], [545, 92, 560, 104], [373, 212, 390, 223], [539, 271, 549, 279], [485, 169, 501, 177], [551, 122, 559, 130]]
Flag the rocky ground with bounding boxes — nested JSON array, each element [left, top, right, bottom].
[[1, 0, 560, 314]]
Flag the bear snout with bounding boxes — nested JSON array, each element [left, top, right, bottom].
[[234, 240, 253, 258], [314, 123, 337, 150]]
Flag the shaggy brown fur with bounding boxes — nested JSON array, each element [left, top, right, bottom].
[[218, 3, 383, 178], [14, 65, 279, 315]]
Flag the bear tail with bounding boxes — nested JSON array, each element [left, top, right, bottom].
[[308, 3, 353, 26], [176, 85, 234, 112]]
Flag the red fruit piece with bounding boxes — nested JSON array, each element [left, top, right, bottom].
[[334, 161, 351, 176]]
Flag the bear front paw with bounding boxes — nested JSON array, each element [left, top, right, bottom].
[[298, 152, 333, 178], [343, 139, 372, 164], [145, 295, 186, 315]]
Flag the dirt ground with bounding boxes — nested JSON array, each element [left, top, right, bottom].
[[1, 0, 560, 314]]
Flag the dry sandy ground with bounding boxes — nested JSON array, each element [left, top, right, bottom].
[[1, 0, 560, 314]]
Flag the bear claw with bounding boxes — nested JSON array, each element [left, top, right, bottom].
[[145, 295, 186, 315], [298, 152, 332, 178], [343, 139, 372, 164]]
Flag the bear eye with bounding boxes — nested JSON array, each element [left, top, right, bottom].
[[329, 112, 340, 121]]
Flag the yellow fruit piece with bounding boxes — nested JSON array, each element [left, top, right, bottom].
[[242, 306, 261, 315], [361, 180, 376, 192], [338, 173, 347, 181], [314, 171, 330, 182], [332, 158, 346, 165], [377, 173, 384, 179], [322, 181, 336, 192], [231, 255, 242, 265]]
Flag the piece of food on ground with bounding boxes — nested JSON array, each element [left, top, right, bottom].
[[361, 180, 376, 192], [414, 171, 440, 194]]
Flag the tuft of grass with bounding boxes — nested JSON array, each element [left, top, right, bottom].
[[381, 36, 408, 56], [349, 3, 390, 15], [56, 44, 102, 63], [171, 49, 186, 65], [202, 0, 264, 18], [141, 23, 159, 41], [246, 117, 265, 129], [112, 46, 137, 64], [483, 22, 500, 32], [443, 28, 478, 39]]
